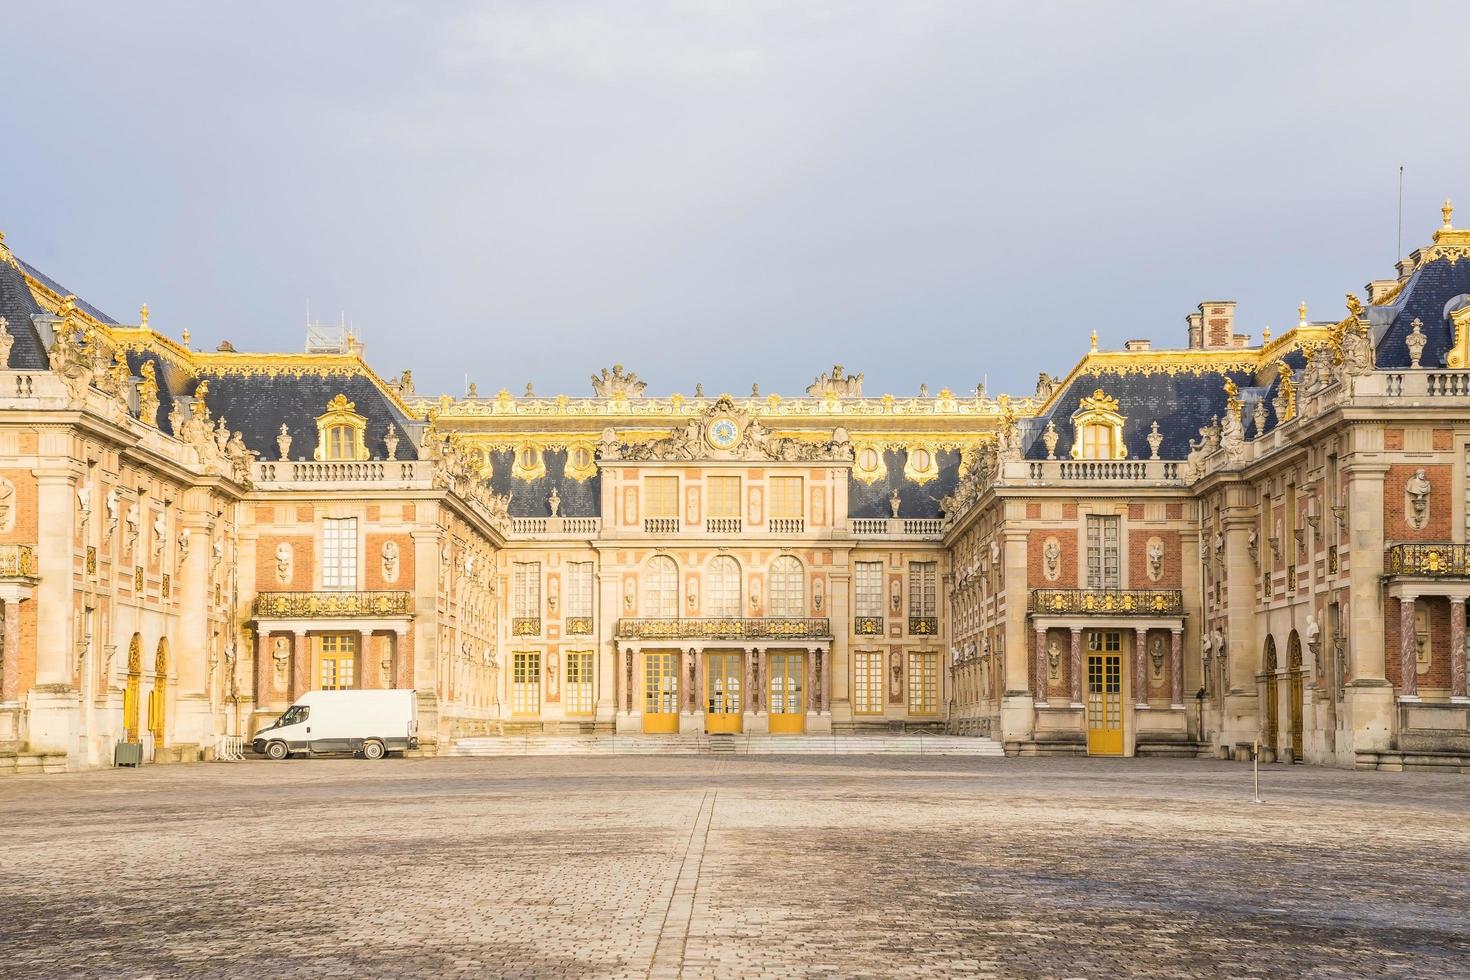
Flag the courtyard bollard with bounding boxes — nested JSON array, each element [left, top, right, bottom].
[[1253, 738, 1263, 804]]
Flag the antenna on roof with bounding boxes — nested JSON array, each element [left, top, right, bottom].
[[1397, 165, 1405, 261]]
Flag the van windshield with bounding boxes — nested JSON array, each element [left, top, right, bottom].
[[275, 705, 309, 727]]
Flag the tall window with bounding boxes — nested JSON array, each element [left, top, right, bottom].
[[513, 563, 541, 619], [706, 555, 741, 616], [769, 477, 803, 519], [1286, 480, 1297, 568], [854, 651, 884, 714], [908, 562, 937, 617], [643, 555, 679, 617], [908, 651, 938, 714], [855, 562, 884, 618], [568, 562, 593, 621], [1080, 424, 1114, 460], [325, 425, 355, 461], [707, 476, 740, 518], [320, 633, 356, 690], [322, 518, 358, 590], [644, 477, 678, 518], [512, 651, 541, 714], [1085, 515, 1120, 589], [769, 555, 804, 617], [565, 651, 593, 715]]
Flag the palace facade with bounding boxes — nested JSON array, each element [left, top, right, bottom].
[[2, 206, 1469, 774]]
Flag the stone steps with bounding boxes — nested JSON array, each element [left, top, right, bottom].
[[450, 734, 1006, 758]]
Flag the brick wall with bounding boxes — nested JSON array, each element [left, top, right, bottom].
[[1383, 464, 1452, 540], [1383, 596, 1453, 689], [256, 535, 314, 590], [364, 533, 414, 590], [1129, 529, 1181, 589], [1028, 529, 1078, 588]]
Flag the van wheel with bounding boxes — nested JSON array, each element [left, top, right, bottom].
[[265, 741, 289, 761], [362, 739, 386, 761]]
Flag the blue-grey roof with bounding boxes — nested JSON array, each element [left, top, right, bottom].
[[197, 372, 418, 462], [17, 260, 118, 324], [848, 448, 959, 519], [1025, 368, 1255, 460], [0, 260, 49, 370], [1371, 256, 1470, 369], [486, 448, 601, 518]]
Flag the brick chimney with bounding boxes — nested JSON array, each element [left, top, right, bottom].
[[1187, 301, 1237, 349]]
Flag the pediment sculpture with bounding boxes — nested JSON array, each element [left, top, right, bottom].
[[599, 396, 853, 463]]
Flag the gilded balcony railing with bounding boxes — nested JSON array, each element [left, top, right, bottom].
[[254, 591, 412, 618], [1385, 543, 1470, 577], [0, 544, 38, 580], [854, 616, 884, 635], [512, 617, 542, 636], [1029, 588, 1184, 616], [615, 617, 832, 641], [565, 616, 594, 635], [908, 616, 939, 635]]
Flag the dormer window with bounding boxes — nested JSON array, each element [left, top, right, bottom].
[[1070, 389, 1127, 461], [314, 394, 369, 462]]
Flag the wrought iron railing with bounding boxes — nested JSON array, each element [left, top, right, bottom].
[[1029, 588, 1184, 616], [566, 616, 594, 635], [854, 616, 884, 635], [909, 616, 939, 635], [0, 544, 38, 580], [615, 617, 832, 640], [512, 617, 542, 636], [254, 591, 412, 618], [1385, 543, 1470, 577]]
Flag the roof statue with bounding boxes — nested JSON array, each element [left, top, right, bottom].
[[600, 395, 853, 463], [806, 365, 864, 398], [591, 364, 646, 399]]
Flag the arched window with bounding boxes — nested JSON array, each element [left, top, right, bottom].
[[706, 556, 741, 617], [643, 555, 679, 618], [1069, 389, 1127, 461], [769, 556, 804, 617]]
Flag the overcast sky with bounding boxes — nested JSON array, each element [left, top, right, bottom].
[[3, 2, 1467, 400]]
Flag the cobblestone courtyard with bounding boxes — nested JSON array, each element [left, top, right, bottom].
[[2, 756, 1468, 979]]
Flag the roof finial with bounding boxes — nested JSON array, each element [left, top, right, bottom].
[[1090, 329, 1098, 351], [181, 327, 190, 348], [1298, 301, 1307, 327], [1444, 198, 1454, 229], [1262, 324, 1271, 343], [139, 303, 149, 329]]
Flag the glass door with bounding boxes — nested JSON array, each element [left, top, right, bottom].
[[768, 653, 806, 734], [1086, 651, 1123, 756], [643, 652, 680, 734], [705, 652, 743, 734]]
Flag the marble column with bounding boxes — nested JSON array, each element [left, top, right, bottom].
[[755, 648, 767, 714], [255, 630, 272, 708], [692, 647, 704, 714], [1134, 627, 1149, 707], [393, 627, 411, 689], [1069, 627, 1083, 706], [1398, 595, 1419, 700], [1033, 627, 1047, 704], [1, 599, 21, 704], [1451, 599, 1468, 701], [359, 630, 374, 689], [744, 648, 756, 716], [685, 648, 697, 713], [290, 630, 310, 701], [1170, 628, 1184, 708]]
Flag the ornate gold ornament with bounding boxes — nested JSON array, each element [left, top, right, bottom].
[[903, 445, 939, 485], [852, 444, 887, 484], [1276, 363, 1298, 421], [314, 393, 369, 461], [1069, 389, 1127, 460], [511, 444, 546, 482], [1446, 306, 1470, 370]]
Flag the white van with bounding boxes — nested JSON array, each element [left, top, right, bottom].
[[251, 689, 418, 761]]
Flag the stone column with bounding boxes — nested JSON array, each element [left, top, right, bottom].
[[1033, 627, 1047, 705], [359, 630, 374, 689], [755, 647, 767, 713], [290, 629, 310, 701], [692, 647, 704, 714], [255, 630, 272, 708], [393, 627, 411, 689], [685, 648, 697, 713], [1134, 627, 1149, 708], [806, 648, 817, 713], [1170, 628, 1184, 708], [744, 647, 756, 716], [1452, 598, 1469, 702], [1069, 627, 1083, 706], [1, 599, 21, 704], [1398, 594, 1419, 700]]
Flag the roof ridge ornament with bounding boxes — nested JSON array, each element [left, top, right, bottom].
[[1444, 198, 1454, 230]]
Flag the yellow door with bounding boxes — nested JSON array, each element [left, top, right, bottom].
[[768, 653, 805, 734], [643, 652, 680, 734], [706, 652, 743, 734], [123, 635, 142, 743], [1264, 674, 1279, 755], [1086, 653, 1123, 756]]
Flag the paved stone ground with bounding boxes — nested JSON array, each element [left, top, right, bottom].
[[2, 756, 1468, 979]]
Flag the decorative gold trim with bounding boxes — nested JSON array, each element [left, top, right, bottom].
[[314, 394, 370, 462], [1069, 389, 1127, 460], [511, 445, 547, 482], [1446, 305, 1470, 370], [903, 446, 939, 485], [852, 444, 888, 485]]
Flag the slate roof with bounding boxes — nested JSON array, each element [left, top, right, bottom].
[[848, 449, 959, 519], [486, 449, 601, 518], [1024, 367, 1256, 460], [0, 258, 50, 370], [1370, 256, 1470, 370], [197, 372, 419, 462]]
